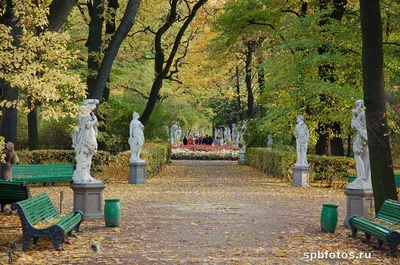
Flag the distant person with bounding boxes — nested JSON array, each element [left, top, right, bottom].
[[183, 136, 188, 145]]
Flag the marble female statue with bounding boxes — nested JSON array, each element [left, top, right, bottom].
[[170, 122, 179, 145], [267, 134, 273, 150], [129, 112, 145, 163], [72, 99, 102, 184], [232, 124, 240, 147], [224, 126, 232, 143], [294, 115, 309, 167], [347, 100, 372, 190]]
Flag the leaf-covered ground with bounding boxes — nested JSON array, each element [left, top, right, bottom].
[[0, 160, 398, 264]]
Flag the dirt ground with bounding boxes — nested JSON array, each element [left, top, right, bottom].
[[0, 160, 397, 264]]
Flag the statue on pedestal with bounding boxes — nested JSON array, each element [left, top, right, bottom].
[[294, 115, 309, 167], [239, 120, 247, 150], [347, 100, 372, 190], [170, 122, 179, 145], [72, 99, 102, 184], [129, 112, 145, 163], [224, 126, 232, 144], [267, 134, 273, 150], [232, 124, 240, 147]]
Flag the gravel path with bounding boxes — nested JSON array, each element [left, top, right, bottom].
[[7, 160, 396, 264]]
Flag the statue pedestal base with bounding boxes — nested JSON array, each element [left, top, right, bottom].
[[129, 161, 146, 184], [238, 150, 246, 165], [344, 188, 374, 226], [70, 183, 105, 221], [292, 165, 310, 187]]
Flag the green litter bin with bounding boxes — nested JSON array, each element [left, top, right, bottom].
[[104, 199, 121, 227]]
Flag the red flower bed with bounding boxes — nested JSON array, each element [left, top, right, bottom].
[[172, 144, 240, 152]]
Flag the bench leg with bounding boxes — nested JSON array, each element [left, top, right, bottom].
[[53, 235, 64, 251], [363, 233, 371, 243], [349, 226, 358, 238], [374, 240, 383, 250], [388, 231, 400, 257], [22, 236, 30, 252], [33, 238, 39, 245], [1, 204, 5, 212]]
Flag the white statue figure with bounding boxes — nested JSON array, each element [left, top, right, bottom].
[[239, 120, 247, 150], [232, 124, 240, 147], [294, 115, 309, 167], [72, 99, 102, 184], [267, 134, 273, 150], [224, 126, 232, 144], [170, 122, 179, 145], [176, 127, 182, 145], [128, 112, 145, 163], [347, 100, 372, 190]]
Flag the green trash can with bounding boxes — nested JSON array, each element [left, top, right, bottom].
[[320, 204, 338, 233], [104, 199, 121, 227]]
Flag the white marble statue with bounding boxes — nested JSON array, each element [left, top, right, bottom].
[[177, 127, 182, 145], [232, 124, 240, 147], [267, 134, 273, 150], [239, 120, 247, 150], [347, 100, 372, 190], [170, 121, 179, 145], [224, 126, 232, 144], [294, 115, 309, 167], [128, 111, 145, 163], [72, 99, 102, 184]]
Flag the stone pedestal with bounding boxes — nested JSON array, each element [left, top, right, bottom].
[[344, 188, 374, 226], [70, 183, 105, 221], [292, 165, 310, 187], [129, 161, 146, 184], [238, 150, 246, 165]]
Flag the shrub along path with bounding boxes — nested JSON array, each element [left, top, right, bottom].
[[0, 160, 397, 264]]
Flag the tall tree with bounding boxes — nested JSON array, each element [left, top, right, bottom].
[[359, 0, 397, 212], [138, 0, 208, 125], [28, 0, 78, 150]]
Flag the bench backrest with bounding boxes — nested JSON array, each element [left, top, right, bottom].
[[376, 200, 400, 223], [13, 164, 73, 176], [14, 193, 59, 225], [0, 181, 31, 202]]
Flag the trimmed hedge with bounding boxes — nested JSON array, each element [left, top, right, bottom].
[[17, 150, 110, 173], [246, 148, 355, 185], [16, 143, 171, 182], [95, 143, 171, 182]]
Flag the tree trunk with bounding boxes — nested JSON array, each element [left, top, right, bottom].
[[97, 0, 119, 151], [257, 66, 265, 115], [330, 122, 344, 156], [91, 0, 141, 100], [359, 0, 397, 212], [236, 65, 242, 121], [0, 0, 21, 144], [86, 0, 104, 98], [48, 0, 78, 32], [28, 109, 38, 150], [315, 124, 329, 155], [245, 41, 255, 119]]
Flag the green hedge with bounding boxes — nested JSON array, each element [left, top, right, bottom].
[[246, 148, 355, 186], [16, 143, 171, 182], [17, 150, 110, 173], [96, 143, 171, 182]]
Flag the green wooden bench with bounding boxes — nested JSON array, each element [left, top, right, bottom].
[[349, 200, 400, 256], [0, 181, 31, 212], [12, 164, 74, 186], [348, 175, 400, 187], [11, 193, 84, 251]]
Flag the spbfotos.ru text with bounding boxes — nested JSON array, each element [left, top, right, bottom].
[[303, 251, 372, 261]]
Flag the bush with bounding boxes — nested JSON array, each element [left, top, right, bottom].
[[17, 150, 111, 173], [95, 143, 171, 182], [246, 148, 355, 186]]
